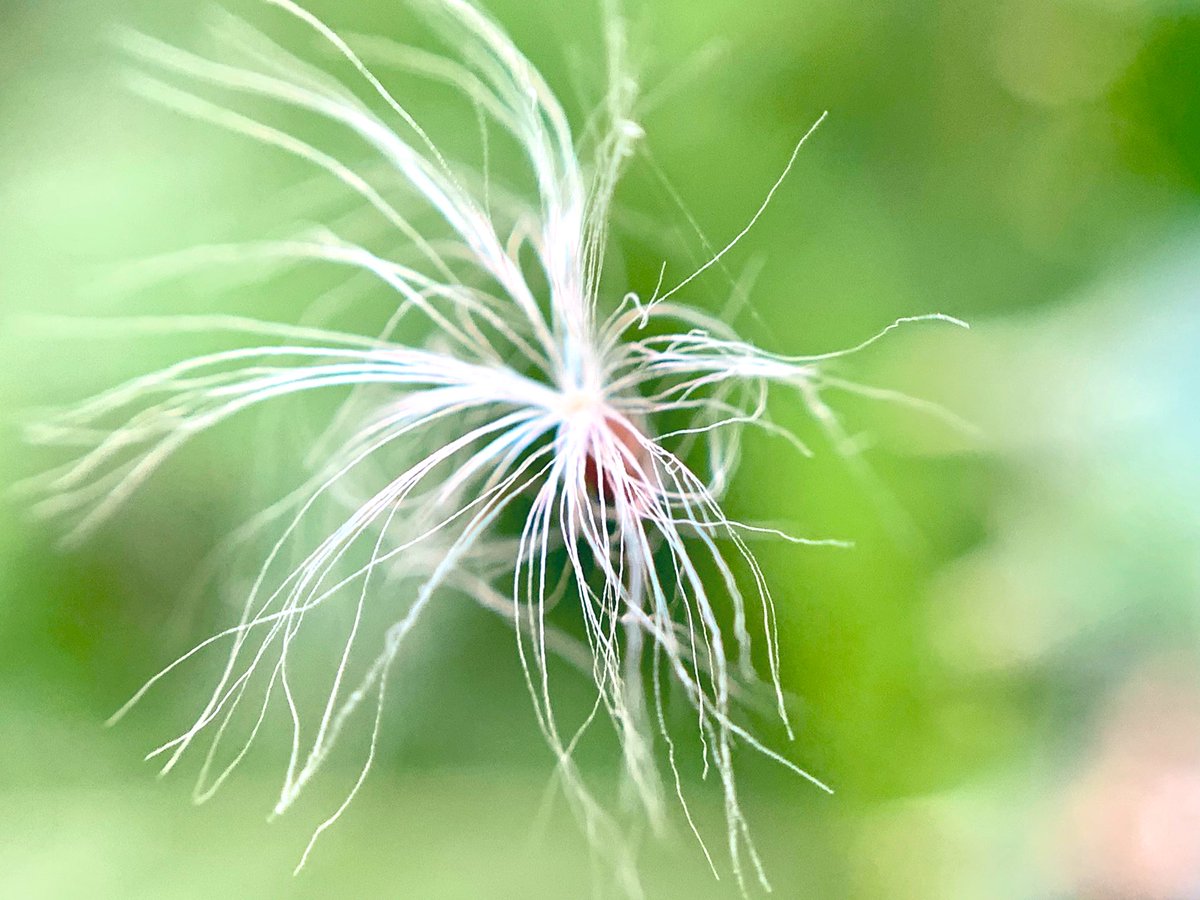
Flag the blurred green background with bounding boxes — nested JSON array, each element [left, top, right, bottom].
[[2, 0, 1199, 897]]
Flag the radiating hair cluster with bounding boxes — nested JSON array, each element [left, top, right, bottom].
[[26, 0, 965, 894]]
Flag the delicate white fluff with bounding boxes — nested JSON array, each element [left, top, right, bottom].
[[26, 1, 968, 895]]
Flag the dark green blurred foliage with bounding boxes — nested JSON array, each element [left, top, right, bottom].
[[1117, 14, 1200, 192]]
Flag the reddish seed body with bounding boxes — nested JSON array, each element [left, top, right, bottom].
[[585, 416, 650, 509]]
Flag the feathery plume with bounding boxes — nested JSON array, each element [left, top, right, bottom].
[[25, 1, 967, 894]]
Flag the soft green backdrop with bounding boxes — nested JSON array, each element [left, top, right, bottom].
[[2, 0, 1198, 897]]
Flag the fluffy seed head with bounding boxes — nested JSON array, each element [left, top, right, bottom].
[[23, 0, 969, 895]]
